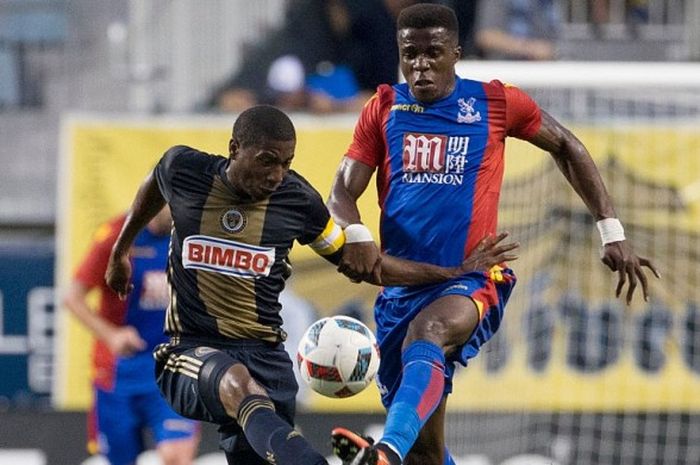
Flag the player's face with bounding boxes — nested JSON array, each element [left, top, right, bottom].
[[228, 138, 295, 201], [398, 27, 461, 103]]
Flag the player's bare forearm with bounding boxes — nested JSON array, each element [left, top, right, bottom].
[[63, 282, 118, 342], [374, 254, 455, 286], [112, 170, 166, 256], [531, 111, 616, 220], [327, 156, 374, 227], [531, 112, 660, 303], [366, 233, 519, 286], [106, 171, 165, 299]]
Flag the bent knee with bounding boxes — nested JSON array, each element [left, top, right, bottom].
[[405, 317, 451, 345], [219, 363, 265, 396], [405, 297, 479, 349], [158, 437, 198, 465], [217, 363, 267, 418]]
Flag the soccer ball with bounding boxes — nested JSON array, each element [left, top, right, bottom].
[[296, 315, 380, 398]]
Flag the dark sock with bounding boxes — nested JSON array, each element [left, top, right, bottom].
[[238, 394, 327, 465]]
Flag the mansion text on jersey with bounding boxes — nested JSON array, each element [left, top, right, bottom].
[[402, 172, 464, 185], [401, 133, 470, 185]]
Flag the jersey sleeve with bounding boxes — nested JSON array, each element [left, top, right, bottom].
[[74, 219, 122, 288], [503, 83, 542, 140], [154, 145, 190, 202], [345, 86, 391, 168], [298, 187, 333, 246]]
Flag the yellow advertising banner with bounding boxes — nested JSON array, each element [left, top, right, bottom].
[[55, 117, 700, 413]]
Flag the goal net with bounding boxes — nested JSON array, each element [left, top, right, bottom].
[[443, 61, 700, 465]]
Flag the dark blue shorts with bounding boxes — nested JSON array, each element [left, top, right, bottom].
[[374, 268, 516, 408], [154, 336, 298, 462]]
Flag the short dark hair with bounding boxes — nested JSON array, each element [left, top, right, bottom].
[[397, 3, 459, 35], [232, 105, 296, 148]]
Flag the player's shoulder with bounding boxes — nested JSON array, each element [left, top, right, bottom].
[[483, 79, 530, 96], [162, 145, 223, 170], [283, 170, 325, 206], [366, 84, 398, 107], [164, 144, 212, 160], [285, 170, 319, 194]]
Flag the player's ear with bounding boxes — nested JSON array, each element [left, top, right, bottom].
[[229, 138, 239, 158]]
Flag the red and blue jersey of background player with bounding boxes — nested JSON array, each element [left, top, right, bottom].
[[346, 77, 542, 298], [75, 215, 171, 394]]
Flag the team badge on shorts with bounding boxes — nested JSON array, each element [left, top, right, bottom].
[[220, 208, 247, 233]]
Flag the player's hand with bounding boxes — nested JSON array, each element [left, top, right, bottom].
[[601, 241, 660, 305], [459, 232, 519, 274], [338, 241, 382, 284], [105, 252, 133, 300], [107, 326, 146, 357]]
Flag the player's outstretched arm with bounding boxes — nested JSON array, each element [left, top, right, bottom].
[[327, 156, 382, 284], [105, 170, 166, 300], [368, 232, 519, 286], [63, 281, 146, 355], [529, 111, 660, 303]]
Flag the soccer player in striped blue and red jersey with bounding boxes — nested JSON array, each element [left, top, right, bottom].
[[63, 207, 199, 465], [329, 4, 660, 465]]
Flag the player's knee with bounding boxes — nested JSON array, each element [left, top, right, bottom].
[[197, 350, 267, 420], [216, 362, 267, 417], [405, 297, 480, 350], [158, 438, 198, 465], [219, 363, 266, 397], [404, 316, 451, 348]]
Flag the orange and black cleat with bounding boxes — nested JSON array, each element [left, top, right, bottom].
[[331, 427, 397, 465]]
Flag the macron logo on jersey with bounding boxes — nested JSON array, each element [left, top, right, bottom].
[[402, 133, 470, 185], [183, 235, 275, 278]]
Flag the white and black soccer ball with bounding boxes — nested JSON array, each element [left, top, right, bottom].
[[296, 315, 380, 398]]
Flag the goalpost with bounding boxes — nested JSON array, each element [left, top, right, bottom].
[[443, 61, 700, 465]]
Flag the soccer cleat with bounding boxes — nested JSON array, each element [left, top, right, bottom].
[[331, 428, 397, 465], [331, 427, 376, 465]]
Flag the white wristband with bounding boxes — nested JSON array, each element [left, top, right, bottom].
[[596, 218, 625, 245], [344, 224, 373, 243]]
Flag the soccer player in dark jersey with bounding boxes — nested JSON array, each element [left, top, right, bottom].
[[328, 4, 660, 465], [63, 207, 199, 465], [104, 105, 517, 465]]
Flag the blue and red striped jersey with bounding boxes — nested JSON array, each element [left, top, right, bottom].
[[346, 77, 541, 298]]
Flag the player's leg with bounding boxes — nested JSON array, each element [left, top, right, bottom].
[[94, 388, 143, 465], [404, 397, 446, 465], [137, 388, 199, 465], [156, 438, 199, 465], [335, 294, 478, 465], [156, 342, 327, 465], [405, 397, 458, 465], [372, 294, 478, 465]]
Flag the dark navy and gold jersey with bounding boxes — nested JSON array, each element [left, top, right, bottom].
[[154, 145, 344, 343]]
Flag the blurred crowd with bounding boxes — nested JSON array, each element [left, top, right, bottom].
[[204, 0, 479, 114], [204, 0, 653, 114]]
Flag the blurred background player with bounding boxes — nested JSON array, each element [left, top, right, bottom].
[[329, 3, 659, 465], [63, 206, 199, 465]]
